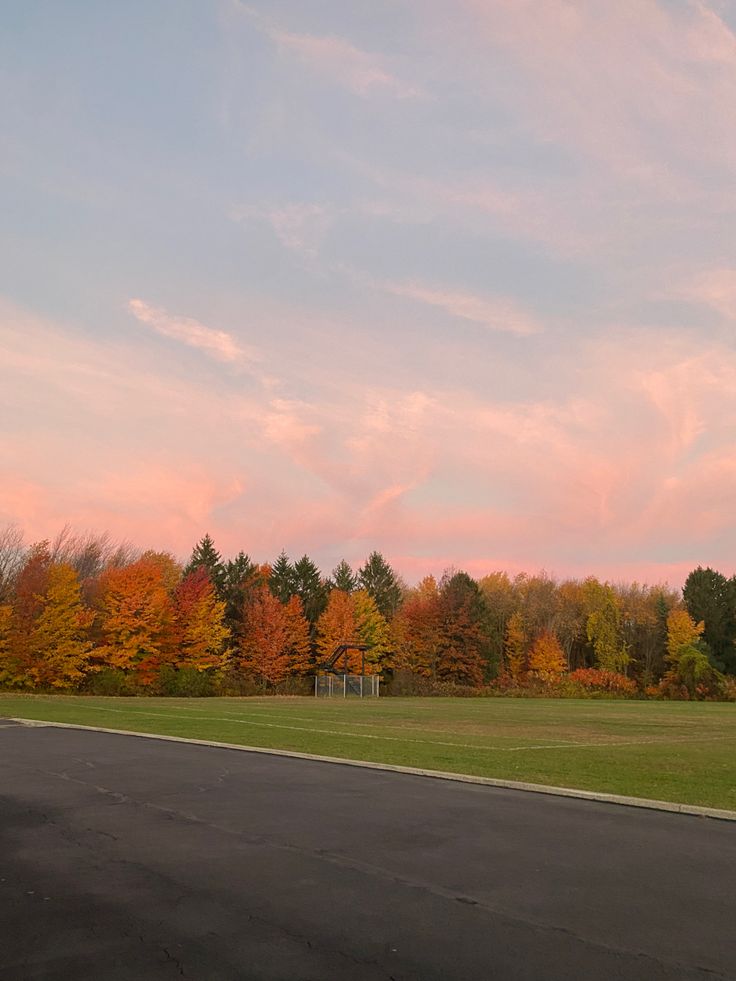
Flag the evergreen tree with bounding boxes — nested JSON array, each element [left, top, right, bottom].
[[330, 560, 358, 593], [358, 551, 402, 620], [683, 567, 736, 673], [221, 552, 259, 640], [183, 534, 224, 593], [269, 551, 296, 603], [292, 554, 328, 626]]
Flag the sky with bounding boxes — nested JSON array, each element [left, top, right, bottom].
[[2, 0, 736, 587]]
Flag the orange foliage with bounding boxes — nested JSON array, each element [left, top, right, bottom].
[[528, 630, 566, 684], [240, 585, 310, 685], [568, 668, 637, 695], [173, 568, 228, 672], [504, 611, 527, 682], [97, 557, 175, 684]]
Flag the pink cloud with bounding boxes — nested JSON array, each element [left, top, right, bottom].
[[127, 299, 255, 364], [459, 0, 736, 186], [3, 297, 736, 586], [682, 268, 736, 320], [385, 281, 543, 335], [269, 30, 421, 99]]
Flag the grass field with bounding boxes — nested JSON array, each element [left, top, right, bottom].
[[2, 693, 735, 810]]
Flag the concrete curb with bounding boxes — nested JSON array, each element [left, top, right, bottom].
[[12, 717, 736, 823]]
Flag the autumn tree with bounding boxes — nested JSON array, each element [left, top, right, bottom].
[[353, 589, 391, 672], [584, 578, 629, 674], [392, 576, 443, 678], [240, 584, 310, 686], [26, 563, 93, 689], [478, 571, 515, 670], [283, 596, 313, 675], [0, 524, 25, 604], [504, 611, 527, 683], [617, 582, 673, 685], [514, 572, 558, 639], [435, 572, 487, 686], [664, 608, 717, 697], [96, 556, 176, 685], [528, 630, 566, 685], [1, 543, 52, 687], [316, 590, 357, 664], [0, 551, 92, 690], [0, 604, 11, 679], [173, 567, 229, 672], [554, 580, 587, 670]]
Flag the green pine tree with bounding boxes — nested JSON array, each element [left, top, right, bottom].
[[221, 552, 259, 642], [358, 551, 402, 620], [183, 534, 224, 593], [330, 559, 358, 594], [269, 551, 296, 603], [292, 555, 328, 626]]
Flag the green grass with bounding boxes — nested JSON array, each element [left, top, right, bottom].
[[2, 693, 735, 810]]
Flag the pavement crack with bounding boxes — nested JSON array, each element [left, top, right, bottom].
[[162, 946, 185, 975]]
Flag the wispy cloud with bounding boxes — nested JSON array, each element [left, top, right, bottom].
[[237, 4, 421, 99], [231, 202, 333, 256], [127, 299, 254, 364], [270, 30, 421, 98], [681, 268, 736, 320], [385, 281, 544, 335]]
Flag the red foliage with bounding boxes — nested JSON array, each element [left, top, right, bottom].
[[568, 668, 637, 695]]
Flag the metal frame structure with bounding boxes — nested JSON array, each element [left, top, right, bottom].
[[314, 641, 379, 698]]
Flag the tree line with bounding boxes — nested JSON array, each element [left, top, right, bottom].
[[0, 525, 734, 700]]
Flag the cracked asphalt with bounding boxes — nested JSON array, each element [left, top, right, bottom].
[[1, 721, 735, 980]]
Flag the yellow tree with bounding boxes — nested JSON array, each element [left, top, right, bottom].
[[584, 577, 629, 673], [504, 611, 527, 682], [27, 563, 93, 689], [528, 630, 566, 685], [353, 589, 390, 673], [316, 590, 357, 663], [663, 608, 715, 696], [666, 608, 704, 660], [173, 567, 229, 672]]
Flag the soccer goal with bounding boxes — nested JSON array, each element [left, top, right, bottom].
[[314, 642, 380, 697], [314, 673, 380, 698]]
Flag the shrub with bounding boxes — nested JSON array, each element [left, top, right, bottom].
[[83, 667, 133, 696], [567, 668, 637, 696], [384, 670, 492, 697]]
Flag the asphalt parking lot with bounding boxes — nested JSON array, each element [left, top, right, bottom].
[[1, 720, 734, 980]]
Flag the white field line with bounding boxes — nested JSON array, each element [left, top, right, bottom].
[[164, 703, 731, 744], [19, 701, 736, 754], [156, 703, 591, 744]]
